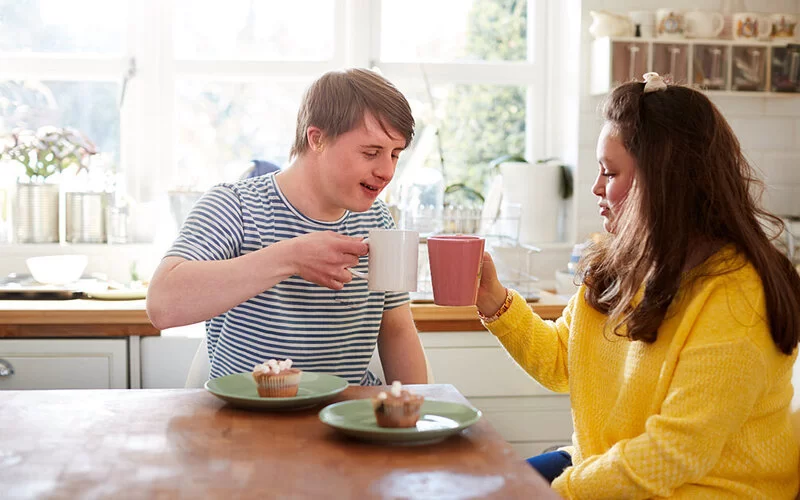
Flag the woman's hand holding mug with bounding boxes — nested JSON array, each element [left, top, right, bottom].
[[476, 252, 508, 318]]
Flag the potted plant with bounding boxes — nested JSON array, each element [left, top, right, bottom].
[[0, 126, 96, 243]]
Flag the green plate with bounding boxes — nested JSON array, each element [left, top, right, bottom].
[[205, 371, 349, 411], [319, 399, 482, 445]]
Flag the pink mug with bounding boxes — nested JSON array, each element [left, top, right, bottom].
[[427, 234, 485, 306]]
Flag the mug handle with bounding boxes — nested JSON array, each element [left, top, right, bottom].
[[712, 12, 725, 37], [347, 237, 370, 280], [348, 268, 368, 280]]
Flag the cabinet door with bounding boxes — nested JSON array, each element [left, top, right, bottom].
[[421, 331, 559, 397], [419, 332, 574, 452], [0, 339, 127, 389]]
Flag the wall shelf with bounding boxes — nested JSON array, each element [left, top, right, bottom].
[[591, 36, 800, 96]]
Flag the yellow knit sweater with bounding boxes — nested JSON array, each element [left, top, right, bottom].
[[485, 246, 799, 499]]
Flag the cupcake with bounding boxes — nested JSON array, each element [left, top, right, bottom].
[[251, 359, 302, 397], [372, 381, 424, 428]]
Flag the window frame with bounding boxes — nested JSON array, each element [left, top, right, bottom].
[[1, 0, 554, 218]]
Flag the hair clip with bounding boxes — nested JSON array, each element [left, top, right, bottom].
[[643, 72, 667, 93]]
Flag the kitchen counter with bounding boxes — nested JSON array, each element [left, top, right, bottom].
[[0, 299, 158, 337], [0, 292, 568, 338]]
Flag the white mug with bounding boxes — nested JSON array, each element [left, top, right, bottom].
[[771, 13, 797, 39], [629, 10, 655, 38], [349, 229, 419, 292], [656, 9, 684, 38], [684, 11, 724, 38], [733, 12, 773, 40]]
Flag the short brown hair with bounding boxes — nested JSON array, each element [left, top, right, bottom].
[[290, 68, 415, 158], [581, 81, 800, 355]]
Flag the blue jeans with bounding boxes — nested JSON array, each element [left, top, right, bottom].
[[527, 450, 572, 484]]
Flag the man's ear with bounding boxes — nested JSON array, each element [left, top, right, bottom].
[[307, 126, 325, 152]]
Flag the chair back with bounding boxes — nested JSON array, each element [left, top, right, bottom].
[[184, 337, 210, 388], [185, 338, 434, 388]]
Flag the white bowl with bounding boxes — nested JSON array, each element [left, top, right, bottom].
[[26, 255, 88, 285]]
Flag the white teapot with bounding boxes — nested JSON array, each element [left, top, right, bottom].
[[589, 10, 635, 38]]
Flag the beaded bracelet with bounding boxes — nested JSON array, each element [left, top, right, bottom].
[[478, 288, 513, 323]]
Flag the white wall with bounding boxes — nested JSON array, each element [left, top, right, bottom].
[[575, 0, 800, 242]]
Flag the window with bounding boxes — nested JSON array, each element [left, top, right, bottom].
[[173, 80, 307, 189], [0, 0, 125, 176], [0, 0, 550, 242], [0, 0, 125, 54], [375, 0, 546, 205], [173, 0, 335, 61]]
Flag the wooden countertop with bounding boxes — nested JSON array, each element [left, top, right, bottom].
[[410, 291, 566, 331], [0, 292, 568, 338], [0, 385, 557, 499]]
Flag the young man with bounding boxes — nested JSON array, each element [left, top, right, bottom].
[[146, 68, 427, 385]]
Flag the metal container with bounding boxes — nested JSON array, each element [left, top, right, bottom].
[[14, 182, 59, 243], [65, 192, 107, 243]]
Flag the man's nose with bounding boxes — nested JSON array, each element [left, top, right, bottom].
[[375, 155, 395, 181]]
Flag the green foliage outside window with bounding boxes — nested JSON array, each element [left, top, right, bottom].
[[437, 0, 527, 205]]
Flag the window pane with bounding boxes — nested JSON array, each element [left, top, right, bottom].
[[174, 80, 309, 189], [0, 0, 125, 54], [380, 0, 527, 62], [397, 83, 526, 197], [0, 80, 120, 165], [174, 0, 334, 60]]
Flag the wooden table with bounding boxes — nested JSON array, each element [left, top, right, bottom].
[[0, 384, 558, 499]]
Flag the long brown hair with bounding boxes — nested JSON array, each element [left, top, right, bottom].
[[581, 81, 800, 355]]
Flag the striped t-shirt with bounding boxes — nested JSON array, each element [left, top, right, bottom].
[[166, 173, 409, 385]]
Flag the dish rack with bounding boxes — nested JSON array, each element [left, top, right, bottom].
[[402, 206, 542, 302]]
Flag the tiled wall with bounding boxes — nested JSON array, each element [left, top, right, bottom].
[[575, 0, 800, 241]]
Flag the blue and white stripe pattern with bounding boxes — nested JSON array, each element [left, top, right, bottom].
[[166, 173, 408, 385]]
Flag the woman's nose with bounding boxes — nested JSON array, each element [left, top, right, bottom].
[[591, 173, 604, 197]]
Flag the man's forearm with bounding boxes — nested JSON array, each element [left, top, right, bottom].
[[146, 243, 295, 329], [378, 311, 428, 384]]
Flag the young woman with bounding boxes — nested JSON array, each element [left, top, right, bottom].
[[477, 73, 800, 498]]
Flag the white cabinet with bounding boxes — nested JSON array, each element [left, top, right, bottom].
[[140, 335, 202, 389], [0, 339, 128, 389], [420, 331, 573, 457], [591, 36, 800, 96]]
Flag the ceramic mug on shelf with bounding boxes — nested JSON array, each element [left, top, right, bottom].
[[656, 9, 684, 38], [588, 10, 635, 38], [426, 234, 485, 306], [629, 10, 655, 38], [348, 229, 419, 292], [684, 10, 724, 38], [733, 12, 772, 40], [771, 13, 797, 39]]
